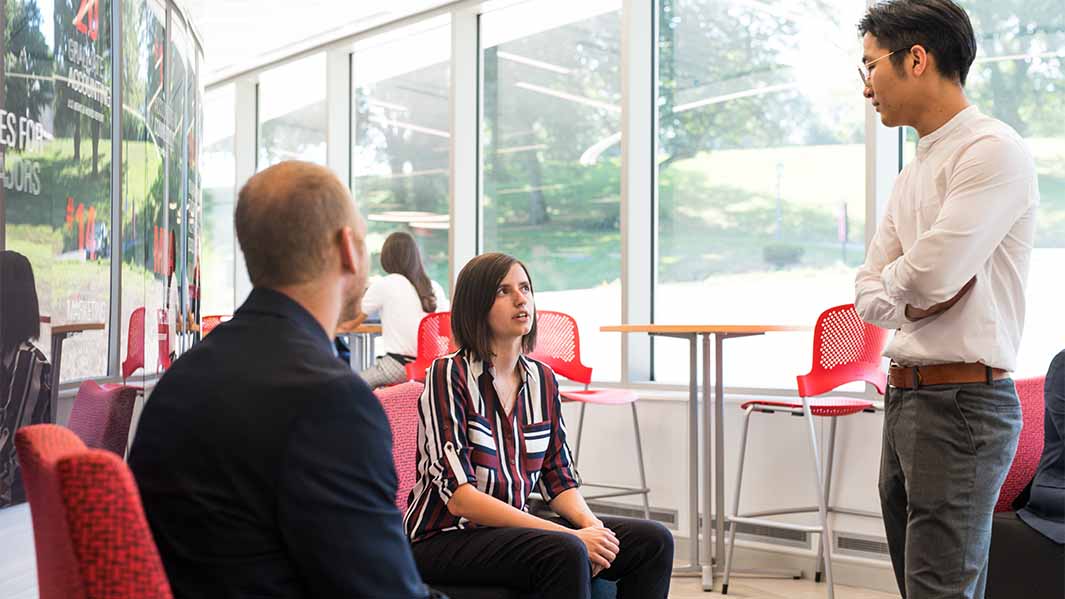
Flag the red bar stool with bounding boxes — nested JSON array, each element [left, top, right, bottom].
[[722, 304, 888, 598]]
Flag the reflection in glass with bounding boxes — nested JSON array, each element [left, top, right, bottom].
[[654, 0, 867, 387], [2, 0, 114, 382], [481, 1, 622, 380], [352, 21, 451, 292]]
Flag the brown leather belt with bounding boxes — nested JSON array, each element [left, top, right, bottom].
[[888, 362, 1009, 389]]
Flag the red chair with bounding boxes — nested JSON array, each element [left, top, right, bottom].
[[995, 376, 1046, 512], [199, 314, 231, 338], [15, 424, 172, 599], [529, 310, 650, 519], [722, 304, 888, 597], [374, 381, 425, 511], [122, 307, 146, 382], [67, 381, 139, 457], [405, 312, 457, 383]]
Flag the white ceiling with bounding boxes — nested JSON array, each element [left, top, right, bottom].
[[181, 0, 456, 84]]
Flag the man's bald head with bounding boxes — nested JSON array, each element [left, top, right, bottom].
[[235, 161, 361, 288]]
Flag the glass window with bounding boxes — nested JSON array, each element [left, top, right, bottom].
[[481, 0, 623, 381], [352, 19, 451, 293], [903, 1, 1064, 377], [257, 53, 327, 168], [654, 0, 867, 387], [3, 0, 115, 383], [201, 85, 236, 316]]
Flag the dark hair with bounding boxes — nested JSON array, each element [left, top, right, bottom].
[[236, 161, 358, 288], [451, 252, 537, 363], [1, 251, 41, 351], [858, 0, 977, 86], [381, 231, 437, 313]]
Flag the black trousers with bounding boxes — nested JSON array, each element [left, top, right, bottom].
[[412, 516, 673, 599]]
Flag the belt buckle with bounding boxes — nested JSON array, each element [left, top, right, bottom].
[[912, 366, 921, 390]]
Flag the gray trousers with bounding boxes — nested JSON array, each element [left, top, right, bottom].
[[880, 379, 1022, 599]]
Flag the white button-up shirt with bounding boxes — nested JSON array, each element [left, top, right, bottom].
[[856, 106, 1038, 371]]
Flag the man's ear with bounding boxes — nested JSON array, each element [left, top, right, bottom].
[[910, 45, 928, 78], [337, 227, 358, 274]]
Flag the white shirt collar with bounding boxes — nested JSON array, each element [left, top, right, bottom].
[[916, 105, 979, 160]]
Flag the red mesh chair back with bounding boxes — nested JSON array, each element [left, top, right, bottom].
[[200, 314, 230, 337], [122, 307, 146, 381], [529, 310, 593, 385], [67, 381, 139, 456], [374, 381, 425, 512], [15, 425, 173, 599], [796, 304, 889, 398], [995, 376, 1046, 512], [156, 309, 171, 371], [406, 312, 456, 382]]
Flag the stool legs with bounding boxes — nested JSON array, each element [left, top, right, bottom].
[[574, 402, 587, 466], [803, 399, 835, 599], [815, 416, 838, 583], [722, 405, 755, 595], [631, 402, 650, 520]]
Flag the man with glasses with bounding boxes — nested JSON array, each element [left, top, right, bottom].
[[853, 1, 1039, 598]]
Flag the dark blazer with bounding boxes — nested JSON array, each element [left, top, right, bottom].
[[1018, 349, 1065, 544], [129, 288, 429, 598]]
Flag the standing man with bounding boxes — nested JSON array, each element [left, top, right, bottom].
[[854, 1, 1039, 598], [130, 161, 435, 598]]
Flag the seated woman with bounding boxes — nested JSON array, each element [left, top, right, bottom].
[[357, 231, 448, 388], [0, 251, 51, 508], [403, 252, 673, 598]]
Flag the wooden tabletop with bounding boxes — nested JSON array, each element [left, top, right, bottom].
[[337, 323, 382, 335], [51, 322, 105, 335], [600, 324, 810, 334]]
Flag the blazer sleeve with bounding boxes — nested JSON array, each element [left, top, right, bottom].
[[278, 377, 428, 598]]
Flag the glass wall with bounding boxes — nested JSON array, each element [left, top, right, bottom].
[[481, 0, 623, 380], [257, 53, 327, 168], [352, 19, 451, 291], [653, 0, 868, 387], [1, 0, 205, 510], [201, 84, 235, 316]]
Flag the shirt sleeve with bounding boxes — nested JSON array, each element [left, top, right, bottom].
[[361, 276, 387, 317], [881, 135, 1037, 309], [538, 371, 581, 502], [419, 356, 476, 504], [278, 378, 428, 598], [854, 198, 908, 329], [432, 281, 450, 312]]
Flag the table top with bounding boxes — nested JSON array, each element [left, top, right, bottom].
[[337, 323, 382, 335], [600, 324, 810, 334], [51, 322, 105, 335]]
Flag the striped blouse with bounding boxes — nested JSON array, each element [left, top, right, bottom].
[[403, 350, 581, 542], [1, 342, 51, 508]]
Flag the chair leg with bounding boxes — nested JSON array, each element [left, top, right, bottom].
[[630, 402, 651, 520], [574, 402, 587, 467], [723, 405, 755, 595], [803, 400, 834, 599], [815, 416, 838, 583]]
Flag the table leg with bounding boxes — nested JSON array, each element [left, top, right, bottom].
[[366, 334, 377, 371], [714, 333, 727, 590], [49, 333, 66, 425], [702, 333, 715, 591], [680, 333, 700, 573]]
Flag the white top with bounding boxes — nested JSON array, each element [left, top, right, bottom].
[[855, 106, 1038, 371], [361, 273, 449, 357]]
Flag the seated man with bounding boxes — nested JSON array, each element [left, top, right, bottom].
[[987, 349, 1064, 599], [129, 161, 432, 598]]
